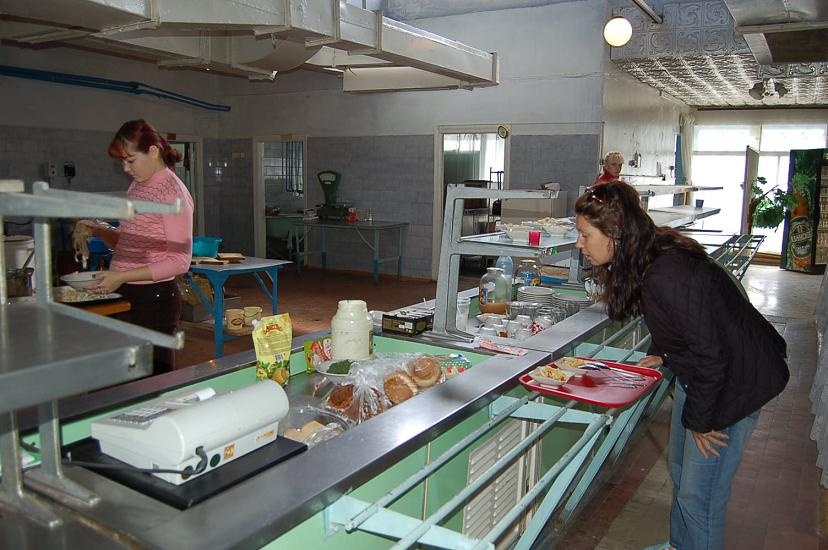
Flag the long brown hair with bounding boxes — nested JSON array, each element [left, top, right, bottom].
[[574, 181, 706, 320], [108, 119, 181, 168]]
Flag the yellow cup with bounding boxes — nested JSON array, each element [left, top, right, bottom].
[[244, 306, 263, 326], [226, 308, 244, 330]]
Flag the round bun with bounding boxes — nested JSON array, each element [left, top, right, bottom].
[[409, 356, 441, 388], [327, 384, 354, 411], [329, 384, 387, 422], [383, 371, 418, 404]]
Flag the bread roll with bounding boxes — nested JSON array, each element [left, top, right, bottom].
[[327, 384, 354, 411], [383, 371, 418, 404], [409, 356, 441, 388]]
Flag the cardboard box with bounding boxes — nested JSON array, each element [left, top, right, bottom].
[[181, 295, 241, 323], [382, 309, 434, 336]]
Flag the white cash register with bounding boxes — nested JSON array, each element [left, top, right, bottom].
[[91, 380, 289, 485]]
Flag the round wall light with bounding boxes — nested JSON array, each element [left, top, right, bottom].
[[603, 16, 632, 47]]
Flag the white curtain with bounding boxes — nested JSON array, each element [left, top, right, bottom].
[[679, 113, 695, 185]]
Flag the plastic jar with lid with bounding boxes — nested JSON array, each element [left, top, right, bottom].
[[331, 300, 373, 360], [516, 259, 540, 286], [478, 267, 510, 314]]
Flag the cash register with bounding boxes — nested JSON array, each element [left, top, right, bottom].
[[90, 381, 290, 485]]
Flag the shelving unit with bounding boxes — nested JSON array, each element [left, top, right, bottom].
[[0, 180, 183, 528], [431, 184, 577, 340]]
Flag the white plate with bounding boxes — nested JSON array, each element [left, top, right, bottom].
[[59, 271, 100, 290]]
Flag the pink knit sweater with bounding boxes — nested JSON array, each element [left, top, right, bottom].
[[110, 167, 194, 283]]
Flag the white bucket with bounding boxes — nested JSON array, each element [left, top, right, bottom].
[[3, 235, 36, 290]]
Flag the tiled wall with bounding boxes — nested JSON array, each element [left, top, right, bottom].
[[203, 138, 254, 255], [509, 134, 600, 213], [306, 135, 435, 279]]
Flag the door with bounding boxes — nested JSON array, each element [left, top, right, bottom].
[[432, 125, 509, 279], [170, 138, 204, 235], [741, 146, 759, 234]]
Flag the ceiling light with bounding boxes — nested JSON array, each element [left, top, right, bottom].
[[604, 16, 633, 47]]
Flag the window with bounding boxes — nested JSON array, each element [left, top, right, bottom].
[[263, 141, 304, 194], [692, 121, 828, 254]]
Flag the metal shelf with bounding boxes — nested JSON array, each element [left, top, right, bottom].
[[0, 180, 183, 529], [0, 303, 155, 415], [632, 184, 724, 197], [431, 185, 572, 340]]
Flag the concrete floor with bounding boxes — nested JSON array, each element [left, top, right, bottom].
[[174, 264, 826, 549]]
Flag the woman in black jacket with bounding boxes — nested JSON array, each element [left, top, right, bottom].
[[574, 181, 788, 550]]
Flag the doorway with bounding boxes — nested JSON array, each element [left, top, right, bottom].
[[432, 125, 509, 279], [253, 136, 307, 259]]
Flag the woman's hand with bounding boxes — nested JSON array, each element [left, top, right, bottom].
[[636, 355, 663, 369], [692, 430, 729, 459], [87, 270, 126, 294]]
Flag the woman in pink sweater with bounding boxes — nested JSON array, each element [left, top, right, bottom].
[[81, 120, 194, 374]]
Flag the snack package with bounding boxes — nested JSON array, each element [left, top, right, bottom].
[[304, 336, 333, 373], [253, 313, 292, 385]]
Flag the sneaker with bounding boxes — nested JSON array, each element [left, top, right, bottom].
[[641, 544, 671, 550]]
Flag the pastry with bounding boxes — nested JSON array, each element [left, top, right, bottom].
[[329, 384, 387, 422], [383, 371, 418, 404], [409, 356, 441, 388], [327, 384, 355, 412]]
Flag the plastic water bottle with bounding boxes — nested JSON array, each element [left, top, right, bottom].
[[495, 255, 514, 280]]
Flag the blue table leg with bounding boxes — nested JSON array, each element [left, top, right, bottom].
[[251, 267, 280, 315], [373, 229, 380, 284], [205, 272, 230, 358]]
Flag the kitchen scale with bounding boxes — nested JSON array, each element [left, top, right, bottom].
[[315, 170, 350, 220]]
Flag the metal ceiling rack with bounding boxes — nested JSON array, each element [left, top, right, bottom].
[[0, 180, 183, 528]]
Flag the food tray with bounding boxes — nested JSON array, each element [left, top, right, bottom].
[[519, 358, 662, 408]]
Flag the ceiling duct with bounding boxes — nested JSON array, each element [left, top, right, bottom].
[[724, 0, 828, 64], [0, 0, 498, 91]]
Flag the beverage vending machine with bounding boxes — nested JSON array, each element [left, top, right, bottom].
[[780, 148, 828, 273]]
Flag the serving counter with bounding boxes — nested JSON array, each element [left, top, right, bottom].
[[2, 306, 665, 549]]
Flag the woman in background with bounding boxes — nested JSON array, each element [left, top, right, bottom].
[[78, 119, 194, 374], [593, 150, 624, 185], [573, 181, 788, 550]]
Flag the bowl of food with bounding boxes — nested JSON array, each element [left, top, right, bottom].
[[529, 365, 573, 386], [60, 271, 100, 290]]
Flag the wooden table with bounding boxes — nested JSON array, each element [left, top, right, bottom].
[[81, 299, 130, 316]]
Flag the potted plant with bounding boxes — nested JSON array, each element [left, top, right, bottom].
[[747, 175, 803, 234]]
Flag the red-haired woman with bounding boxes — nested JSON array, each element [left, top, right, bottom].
[[78, 119, 194, 374]]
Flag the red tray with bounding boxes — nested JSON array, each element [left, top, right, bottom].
[[518, 358, 663, 408]]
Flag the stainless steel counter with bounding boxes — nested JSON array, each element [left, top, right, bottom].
[[5, 332, 551, 549]]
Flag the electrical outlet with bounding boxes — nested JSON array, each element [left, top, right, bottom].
[[44, 162, 56, 178]]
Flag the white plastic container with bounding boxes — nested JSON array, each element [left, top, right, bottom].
[[4, 235, 35, 290], [331, 300, 373, 361], [456, 297, 471, 331]]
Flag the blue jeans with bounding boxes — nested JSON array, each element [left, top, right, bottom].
[[668, 381, 759, 550]]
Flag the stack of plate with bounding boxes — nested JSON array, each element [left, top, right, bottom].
[[516, 285, 556, 305], [551, 289, 592, 316]]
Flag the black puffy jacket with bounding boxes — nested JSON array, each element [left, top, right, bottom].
[[642, 253, 789, 432]]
